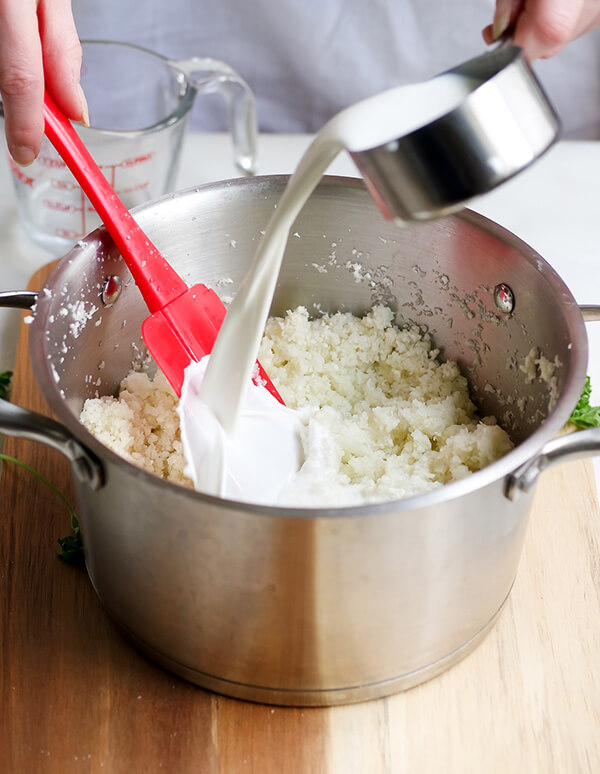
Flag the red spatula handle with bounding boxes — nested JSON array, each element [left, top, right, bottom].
[[42, 91, 187, 313]]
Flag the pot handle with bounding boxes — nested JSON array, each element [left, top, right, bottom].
[[507, 303, 600, 500], [580, 305, 600, 322], [1, 289, 103, 490], [0, 398, 104, 490], [0, 290, 38, 309], [506, 428, 600, 500]]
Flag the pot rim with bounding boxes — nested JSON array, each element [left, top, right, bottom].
[[30, 174, 589, 517]]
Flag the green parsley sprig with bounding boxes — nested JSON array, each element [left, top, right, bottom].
[[1, 367, 84, 564], [0, 452, 85, 565], [0, 370, 12, 401], [569, 376, 600, 429]]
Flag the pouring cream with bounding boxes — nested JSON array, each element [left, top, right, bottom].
[[179, 72, 480, 501], [177, 356, 305, 501]]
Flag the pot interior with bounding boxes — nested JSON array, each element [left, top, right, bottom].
[[31, 175, 586, 455]]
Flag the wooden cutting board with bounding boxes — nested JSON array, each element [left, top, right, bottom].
[[1, 263, 600, 774]]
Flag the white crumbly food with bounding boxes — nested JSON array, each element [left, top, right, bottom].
[[80, 370, 189, 486], [80, 305, 513, 505]]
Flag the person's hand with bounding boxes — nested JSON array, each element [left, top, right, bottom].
[[0, 0, 87, 166], [483, 0, 600, 59]]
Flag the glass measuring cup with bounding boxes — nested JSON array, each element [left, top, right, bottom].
[[2, 40, 258, 255]]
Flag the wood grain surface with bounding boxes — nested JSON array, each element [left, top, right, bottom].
[[1, 263, 599, 773]]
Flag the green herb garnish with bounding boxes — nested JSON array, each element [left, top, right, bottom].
[[0, 452, 85, 566], [56, 516, 85, 567], [0, 370, 12, 401], [569, 376, 600, 429]]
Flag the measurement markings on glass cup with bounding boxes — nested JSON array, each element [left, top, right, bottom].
[[35, 151, 156, 240], [7, 157, 34, 187], [99, 152, 156, 202]]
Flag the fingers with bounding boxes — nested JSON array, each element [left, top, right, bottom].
[[482, 0, 525, 44], [38, 0, 88, 125], [0, 0, 85, 166], [492, 0, 526, 40], [483, 0, 587, 60], [0, 0, 44, 165], [512, 0, 585, 59]]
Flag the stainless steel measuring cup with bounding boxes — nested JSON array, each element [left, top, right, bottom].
[[2, 40, 258, 255], [350, 45, 560, 222]]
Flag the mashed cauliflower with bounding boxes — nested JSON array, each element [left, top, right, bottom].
[[80, 305, 513, 505]]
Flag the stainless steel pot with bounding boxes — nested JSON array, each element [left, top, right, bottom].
[[1, 175, 599, 707]]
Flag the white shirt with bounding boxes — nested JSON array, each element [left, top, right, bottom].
[[72, 0, 600, 139]]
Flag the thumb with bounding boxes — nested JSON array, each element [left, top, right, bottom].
[[491, 0, 525, 40]]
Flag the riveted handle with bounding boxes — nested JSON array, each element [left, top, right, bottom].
[[505, 428, 600, 500], [0, 398, 103, 490], [0, 290, 38, 309], [506, 304, 600, 500]]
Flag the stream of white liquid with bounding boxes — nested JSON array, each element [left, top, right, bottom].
[[179, 72, 480, 502]]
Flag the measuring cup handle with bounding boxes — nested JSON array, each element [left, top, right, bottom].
[[170, 57, 258, 175]]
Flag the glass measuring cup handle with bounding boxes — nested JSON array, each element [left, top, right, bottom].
[[170, 57, 258, 175]]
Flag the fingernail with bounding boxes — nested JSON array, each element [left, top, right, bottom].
[[492, 9, 511, 40], [10, 145, 37, 167], [78, 84, 90, 127], [491, 0, 514, 40], [482, 25, 494, 45]]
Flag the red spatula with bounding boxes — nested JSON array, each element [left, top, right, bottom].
[[42, 91, 282, 401]]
